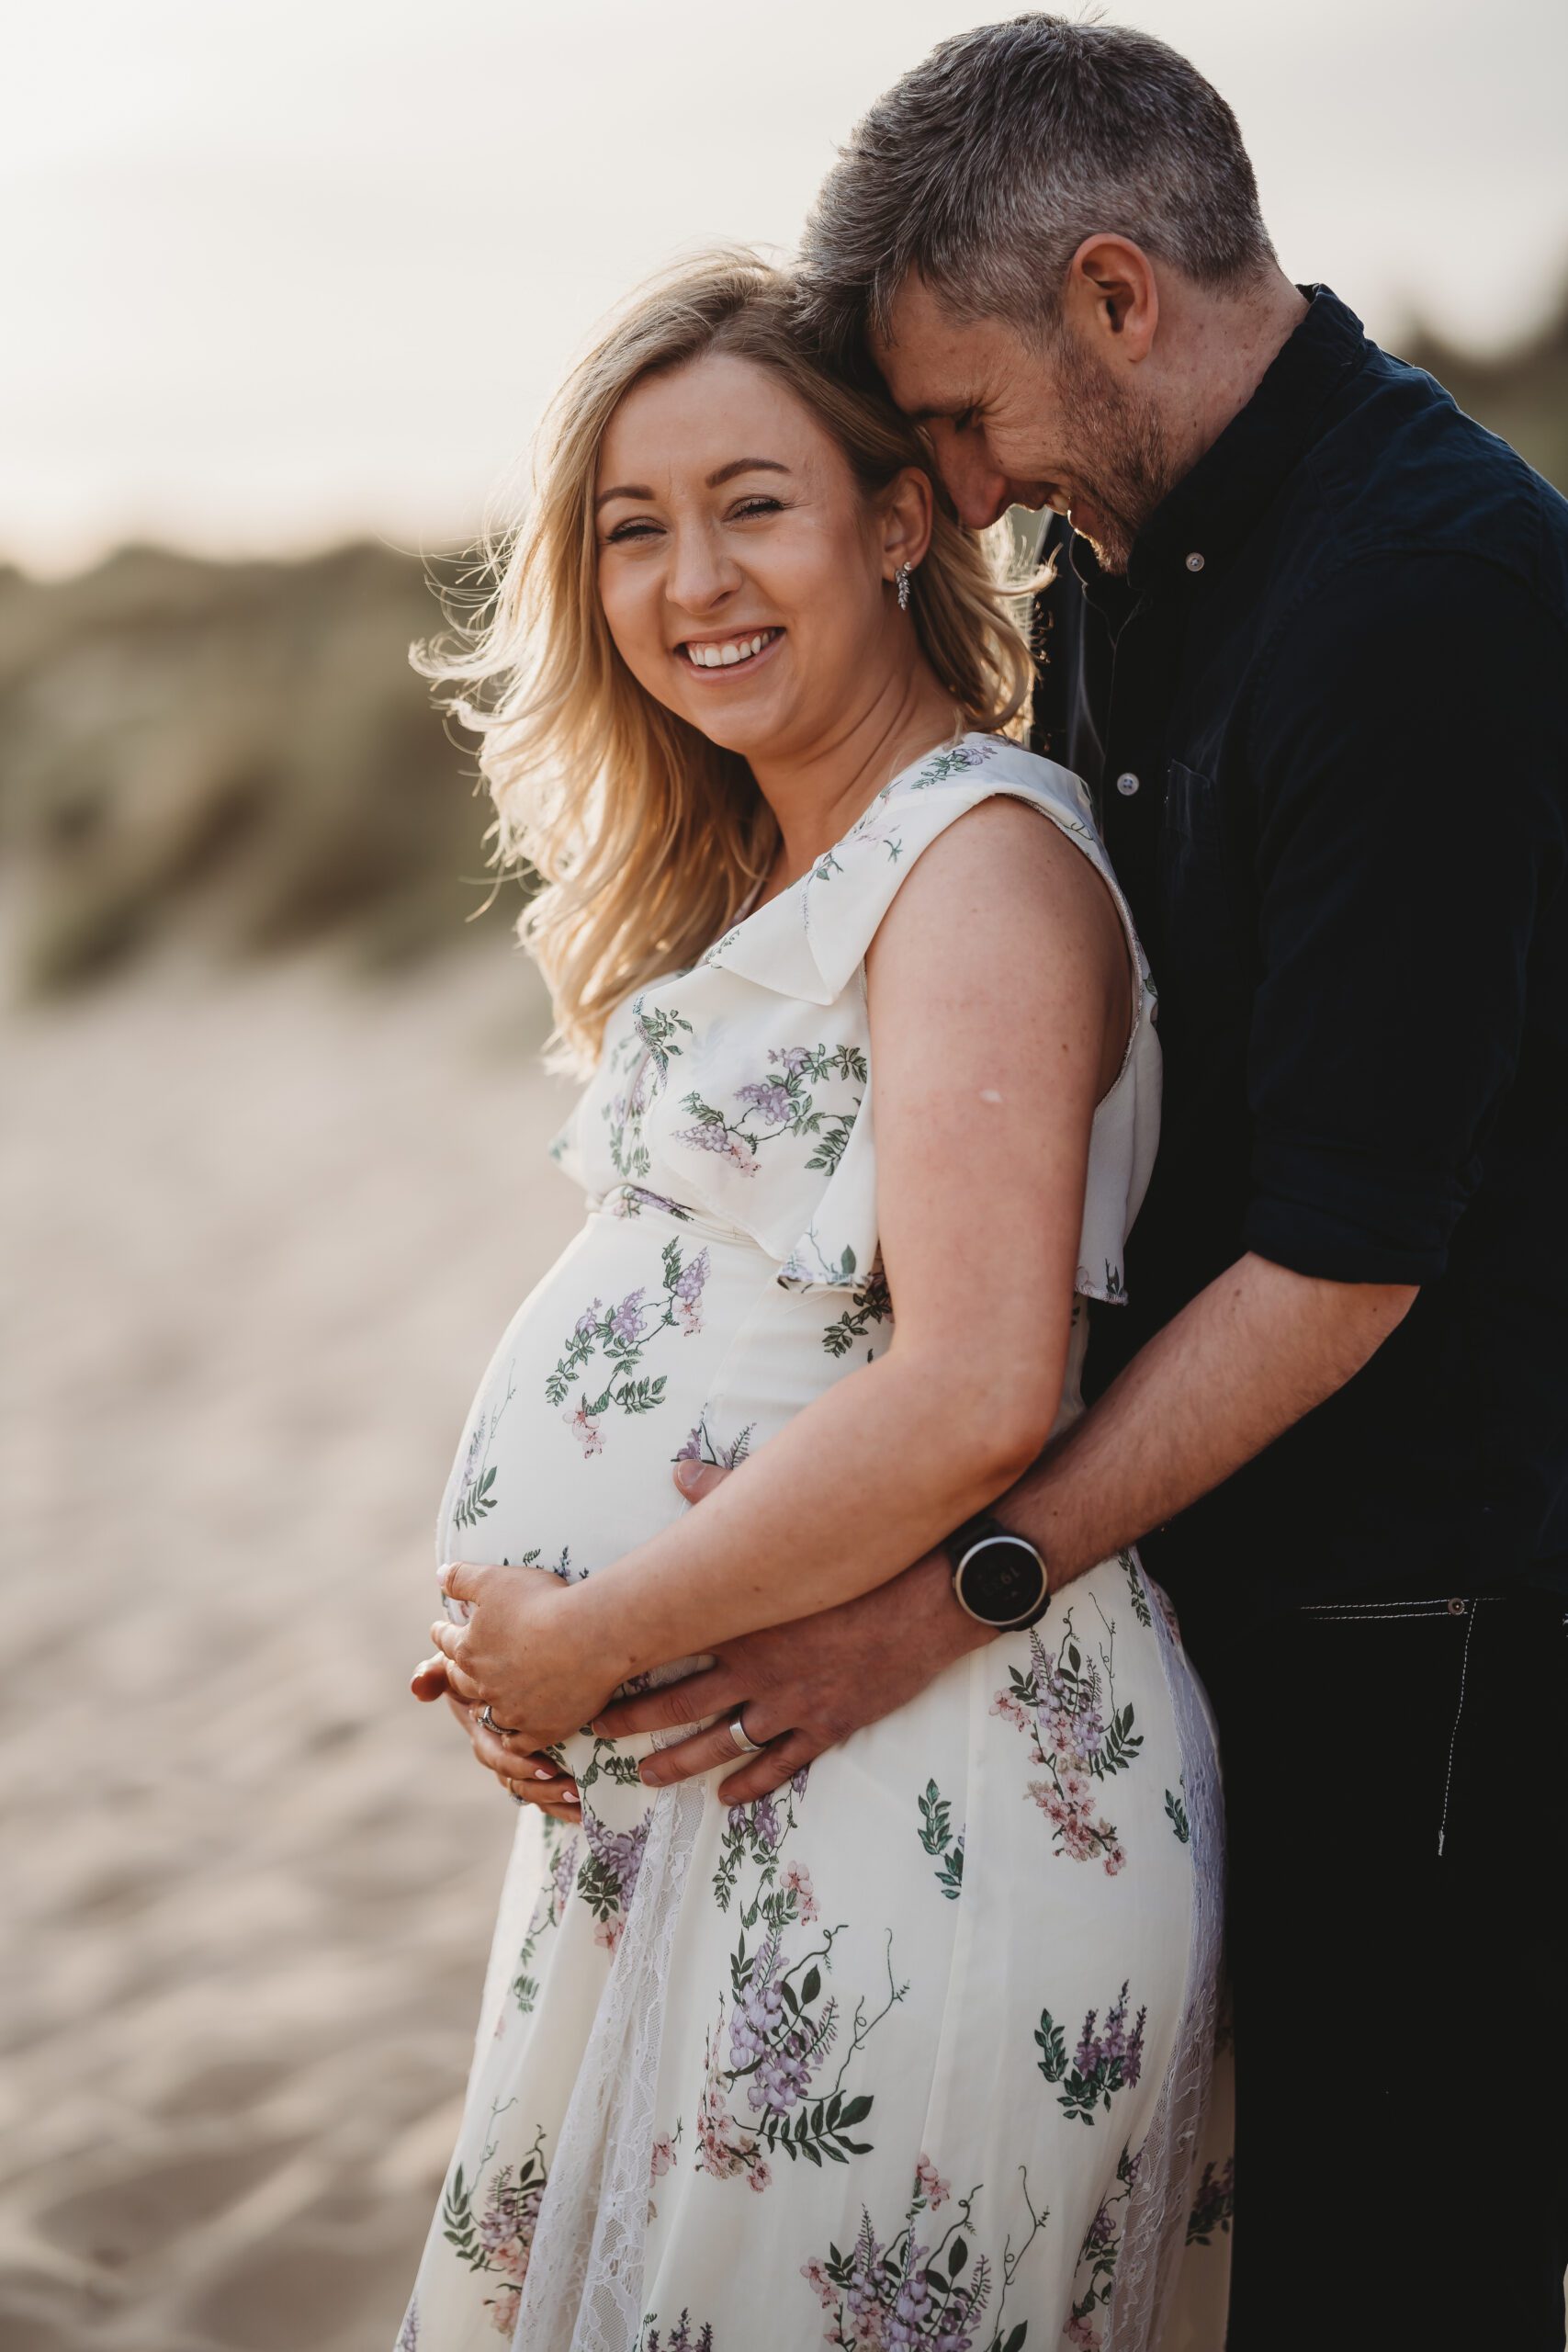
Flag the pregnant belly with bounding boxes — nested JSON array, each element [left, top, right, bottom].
[[435, 1205, 774, 1580], [434, 1200, 889, 1805]]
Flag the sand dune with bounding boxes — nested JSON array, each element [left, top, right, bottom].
[[0, 944, 585, 2350]]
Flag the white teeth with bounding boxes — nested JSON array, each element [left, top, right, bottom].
[[684, 628, 777, 669]]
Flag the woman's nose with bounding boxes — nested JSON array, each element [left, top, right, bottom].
[[667, 522, 743, 613]]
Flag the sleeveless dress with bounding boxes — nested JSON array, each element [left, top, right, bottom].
[[395, 734, 1229, 2352]]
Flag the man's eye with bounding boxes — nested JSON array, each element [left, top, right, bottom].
[[952, 407, 979, 435]]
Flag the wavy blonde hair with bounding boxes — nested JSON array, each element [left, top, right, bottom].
[[414, 251, 1036, 1068]]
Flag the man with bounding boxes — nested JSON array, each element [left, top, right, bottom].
[[462, 18, 1568, 2345]]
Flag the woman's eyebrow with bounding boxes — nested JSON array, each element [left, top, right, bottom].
[[705, 457, 790, 488], [594, 457, 791, 511]]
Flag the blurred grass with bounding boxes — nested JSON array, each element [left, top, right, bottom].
[[0, 539, 508, 1001], [2, 289, 1563, 1006]]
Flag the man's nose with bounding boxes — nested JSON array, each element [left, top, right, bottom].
[[931, 434, 1012, 532]]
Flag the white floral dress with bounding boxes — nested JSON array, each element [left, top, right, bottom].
[[396, 735, 1230, 2352]]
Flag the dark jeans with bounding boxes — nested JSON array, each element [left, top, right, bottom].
[[1201, 1590, 1568, 2351]]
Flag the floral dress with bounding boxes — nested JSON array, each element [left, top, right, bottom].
[[395, 735, 1231, 2352]]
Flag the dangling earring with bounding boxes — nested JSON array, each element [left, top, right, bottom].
[[896, 562, 912, 612]]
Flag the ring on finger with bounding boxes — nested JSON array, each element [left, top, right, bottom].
[[480, 1704, 523, 1738], [728, 1710, 768, 1757]]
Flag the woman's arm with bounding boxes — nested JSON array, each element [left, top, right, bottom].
[[435, 796, 1129, 1736]]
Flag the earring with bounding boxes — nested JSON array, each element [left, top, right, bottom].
[[896, 562, 912, 612]]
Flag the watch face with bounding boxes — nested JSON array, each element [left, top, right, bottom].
[[961, 1534, 1047, 1626]]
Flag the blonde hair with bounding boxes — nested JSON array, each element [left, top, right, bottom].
[[414, 251, 1035, 1068]]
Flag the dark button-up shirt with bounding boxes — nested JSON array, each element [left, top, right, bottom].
[[1032, 286, 1568, 1644]]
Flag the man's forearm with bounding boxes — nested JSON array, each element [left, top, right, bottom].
[[998, 1252, 1417, 1585]]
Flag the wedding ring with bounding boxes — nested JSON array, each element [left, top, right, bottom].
[[479, 1704, 523, 1738], [728, 1712, 767, 1756]]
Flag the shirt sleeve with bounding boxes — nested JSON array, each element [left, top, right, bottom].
[[1240, 548, 1567, 1285]]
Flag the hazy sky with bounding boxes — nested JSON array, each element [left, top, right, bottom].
[[5, 0, 1565, 576]]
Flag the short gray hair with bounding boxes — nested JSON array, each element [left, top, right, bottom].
[[799, 14, 1277, 358]]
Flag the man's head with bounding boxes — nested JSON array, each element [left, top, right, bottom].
[[799, 15, 1280, 572]]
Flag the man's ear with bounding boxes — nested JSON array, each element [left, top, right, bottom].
[[883, 465, 936, 578], [1062, 235, 1159, 366]]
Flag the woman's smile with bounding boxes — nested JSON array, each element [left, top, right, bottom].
[[676, 624, 785, 675]]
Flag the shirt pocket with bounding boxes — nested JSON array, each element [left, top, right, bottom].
[[1159, 758, 1241, 973]]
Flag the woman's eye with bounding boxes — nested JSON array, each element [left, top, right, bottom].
[[604, 519, 660, 544], [952, 407, 979, 435], [730, 496, 783, 520]]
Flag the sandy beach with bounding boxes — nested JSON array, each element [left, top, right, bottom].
[[0, 942, 584, 2351]]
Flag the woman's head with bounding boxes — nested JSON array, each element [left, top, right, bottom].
[[416, 254, 1033, 1064]]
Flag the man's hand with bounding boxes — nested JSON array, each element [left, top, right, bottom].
[[591, 1461, 991, 1801]]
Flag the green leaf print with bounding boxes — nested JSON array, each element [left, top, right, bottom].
[[1121, 1550, 1152, 1627], [1034, 2011, 1068, 2083], [1165, 1786, 1191, 1844], [822, 1261, 893, 1360], [451, 1362, 516, 1529], [918, 1780, 966, 1902]]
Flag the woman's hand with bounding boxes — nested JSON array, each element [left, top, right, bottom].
[[409, 1652, 581, 1818], [427, 1558, 617, 1751]]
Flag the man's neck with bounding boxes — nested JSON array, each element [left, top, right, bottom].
[[1159, 267, 1311, 483]]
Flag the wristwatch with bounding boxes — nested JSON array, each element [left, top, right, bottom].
[[946, 1511, 1051, 1632]]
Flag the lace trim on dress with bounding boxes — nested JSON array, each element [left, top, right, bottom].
[[1103, 1563, 1226, 2351], [513, 1728, 703, 2352]]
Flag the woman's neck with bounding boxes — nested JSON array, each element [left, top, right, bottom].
[[748, 663, 963, 906]]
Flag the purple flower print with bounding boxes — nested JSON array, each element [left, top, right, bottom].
[[806, 2183, 999, 2352], [396, 2305, 419, 2351], [736, 1077, 795, 1123], [581, 1805, 649, 1910], [642, 2316, 716, 2352], [673, 1119, 761, 1175], [772, 1046, 812, 1077], [673, 1246, 710, 1335], [610, 1287, 649, 1344], [1038, 1980, 1147, 2122], [574, 1299, 604, 1339]]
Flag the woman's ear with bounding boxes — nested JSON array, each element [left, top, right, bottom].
[[881, 466, 935, 583]]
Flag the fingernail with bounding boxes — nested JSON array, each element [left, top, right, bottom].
[[563, 1788, 581, 1804], [534, 1766, 554, 1781], [673, 1460, 701, 1494]]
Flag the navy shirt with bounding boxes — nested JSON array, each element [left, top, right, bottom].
[[1032, 287, 1568, 1641]]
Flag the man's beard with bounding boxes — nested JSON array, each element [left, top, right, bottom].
[[1046, 328, 1178, 576]]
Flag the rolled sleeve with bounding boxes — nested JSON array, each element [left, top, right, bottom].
[[1240, 552, 1565, 1286]]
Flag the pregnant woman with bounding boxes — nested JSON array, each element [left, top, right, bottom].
[[397, 256, 1224, 2352]]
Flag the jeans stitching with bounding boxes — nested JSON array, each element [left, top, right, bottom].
[[1436, 1604, 1478, 1859], [1298, 1602, 1458, 1621]]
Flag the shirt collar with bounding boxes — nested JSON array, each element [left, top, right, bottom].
[[1077, 285, 1371, 600]]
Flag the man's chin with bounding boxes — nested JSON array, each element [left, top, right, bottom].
[[1072, 517, 1134, 578]]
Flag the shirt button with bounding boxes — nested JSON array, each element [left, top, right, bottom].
[[1115, 772, 1140, 797], [1185, 551, 1205, 572]]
